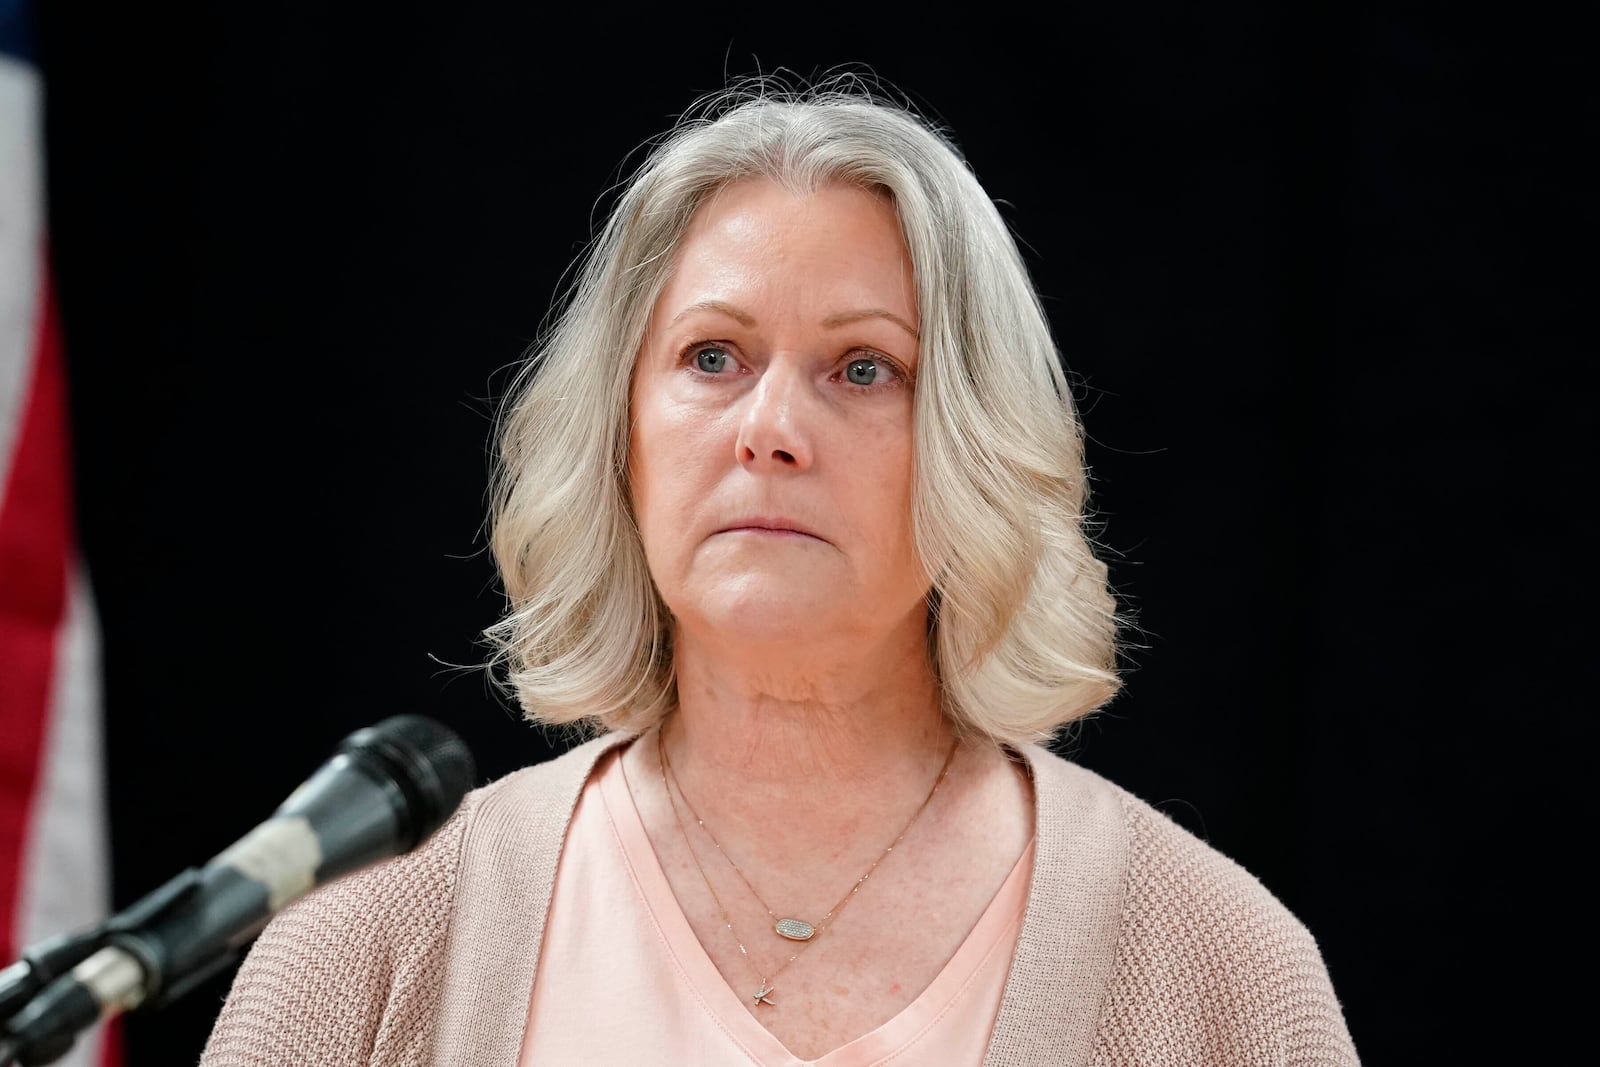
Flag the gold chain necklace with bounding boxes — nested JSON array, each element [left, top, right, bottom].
[[656, 728, 958, 1008]]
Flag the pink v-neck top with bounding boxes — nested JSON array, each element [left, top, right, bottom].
[[518, 746, 1034, 1066]]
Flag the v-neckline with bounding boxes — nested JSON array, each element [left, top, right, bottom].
[[598, 745, 1034, 1066]]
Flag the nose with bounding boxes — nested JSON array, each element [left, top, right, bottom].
[[735, 357, 814, 471]]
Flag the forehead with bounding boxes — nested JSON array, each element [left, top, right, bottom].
[[653, 177, 918, 322]]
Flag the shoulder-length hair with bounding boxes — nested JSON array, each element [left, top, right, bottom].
[[486, 80, 1121, 748]]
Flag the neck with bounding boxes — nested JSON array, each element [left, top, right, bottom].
[[655, 615, 955, 835]]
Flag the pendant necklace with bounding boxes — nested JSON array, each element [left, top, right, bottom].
[[657, 727, 958, 1007]]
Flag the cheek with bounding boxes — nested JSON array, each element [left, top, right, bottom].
[[850, 434, 919, 555], [629, 389, 726, 553], [882, 433, 926, 582]]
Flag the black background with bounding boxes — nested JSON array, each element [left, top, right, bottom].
[[33, 6, 1588, 1064]]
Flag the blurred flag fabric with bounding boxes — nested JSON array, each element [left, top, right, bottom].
[[2, 2, 118, 1065]]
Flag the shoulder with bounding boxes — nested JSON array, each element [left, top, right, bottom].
[[1017, 746, 1359, 1065], [1020, 743, 1322, 950], [258, 729, 622, 934], [451, 730, 629, 854], [200, 732, 629, 1066]]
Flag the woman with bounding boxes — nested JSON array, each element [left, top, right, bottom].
[[201, 83, 1359, 1065]]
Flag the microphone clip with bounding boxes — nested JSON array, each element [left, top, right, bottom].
[[1, 868, 236, 1066]]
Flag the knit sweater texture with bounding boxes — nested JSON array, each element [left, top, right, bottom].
[[199, 734, 1359, 1066]]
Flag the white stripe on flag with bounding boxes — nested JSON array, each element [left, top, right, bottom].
[[13, 565, 109, 1067], [3, 38, 118, 1067], [0, 55, 43, 471]]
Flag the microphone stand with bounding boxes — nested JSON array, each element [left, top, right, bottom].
[[0, 931, 105, 1027], [0, 870, 214, 1066], [0, 927, 108, 1067]]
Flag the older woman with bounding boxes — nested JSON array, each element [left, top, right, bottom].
[[201, 85, 1358, 1066]]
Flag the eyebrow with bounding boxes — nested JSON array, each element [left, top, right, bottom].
[[668, 300, 920, 340], [821, 308, 920, 340], [669, 300, 756, 329]]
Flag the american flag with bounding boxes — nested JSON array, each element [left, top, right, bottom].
[[2, 0, 118, 1063]]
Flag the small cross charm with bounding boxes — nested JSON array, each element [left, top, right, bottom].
[[752, 980, 776, 1006]]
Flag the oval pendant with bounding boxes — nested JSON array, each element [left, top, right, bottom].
[[774, 917, 816, 941]]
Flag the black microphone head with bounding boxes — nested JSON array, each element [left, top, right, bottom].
[[336, 715, 477, 851]]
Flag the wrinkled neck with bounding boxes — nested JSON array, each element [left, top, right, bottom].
[[657, 616, 953, 835]]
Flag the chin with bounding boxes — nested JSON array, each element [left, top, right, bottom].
[[718, 597, 840, 641], [673, 580, 847, 644]]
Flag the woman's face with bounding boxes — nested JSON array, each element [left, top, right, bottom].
[[629, 177, 928, 650]]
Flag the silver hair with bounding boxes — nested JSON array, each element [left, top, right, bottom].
[[486, 79, 1121, 747]]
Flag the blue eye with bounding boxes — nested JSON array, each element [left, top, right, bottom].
[[694, 347, 731, 373], [845, 358, 879, 385]]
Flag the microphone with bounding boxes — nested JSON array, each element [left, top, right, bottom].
[[0, 714, 476, 1066]]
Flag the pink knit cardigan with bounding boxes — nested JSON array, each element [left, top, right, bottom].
[[199, 734, 1359, 1065]]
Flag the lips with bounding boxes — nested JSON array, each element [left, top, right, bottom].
[[716, 517, 826, 541]]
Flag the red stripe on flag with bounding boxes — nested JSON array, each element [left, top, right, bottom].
[[0, 266, 70, 965], [99, 1014, 123, 1067]]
